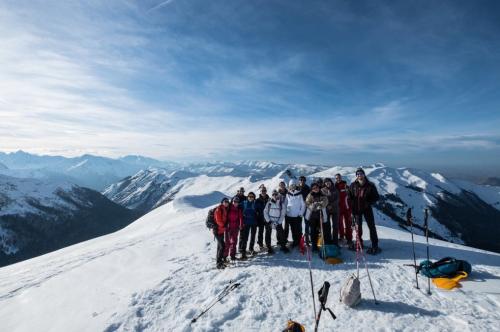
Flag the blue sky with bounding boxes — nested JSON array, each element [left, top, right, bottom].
[[0, 0, 499, 174]]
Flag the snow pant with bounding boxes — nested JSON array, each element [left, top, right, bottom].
[[327, 211, 339, 246], [309, 211, 332, 250], [215, 233, 225, 264], [224, 228, 239, 258], [239, 224, 257, 253], [257, 219, 265, 247], [353, 207, 378, 249], [285, 216, 303, 247], [275, 224, 287, 248], [338, 209, 352, 241]]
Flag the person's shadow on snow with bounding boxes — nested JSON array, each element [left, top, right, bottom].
[[356, 299, 442, 317]]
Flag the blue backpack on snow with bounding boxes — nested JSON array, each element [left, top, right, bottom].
[[418, 257, 472, 278]]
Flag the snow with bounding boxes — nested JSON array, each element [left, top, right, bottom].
[[0, 177, 499, 332], [0, 174, 78, 217]]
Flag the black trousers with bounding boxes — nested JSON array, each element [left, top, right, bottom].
[[215, 233, 225, 264], [257, 219, 265, 247], [264, 223, 272, 248], [275, 224, 287, 248], [285, 216, 303, 246], [309, 211, 332, 249], [239, 224, 257, 253], [354, 207, 378, 248], [327, 211, 339, 246]]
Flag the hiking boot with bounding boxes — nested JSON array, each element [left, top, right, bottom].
[[281, 246, 290, 253], [258, 244, 265, 251], [367, 247, 381, 255], [230, 255, 236, 261], [267, 247, 275, 255], [216, 263, 225, 270], [249, 250, 256, 256], [240, 252, 248, 260]]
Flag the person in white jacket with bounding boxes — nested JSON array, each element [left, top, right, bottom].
[[264, 190, 289, 253], [284, 179, 306, 248]]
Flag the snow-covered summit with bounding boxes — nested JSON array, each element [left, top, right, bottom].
[[0, 190, 498, 331]]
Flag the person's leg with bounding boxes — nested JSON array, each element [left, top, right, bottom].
[[310, 214, 320, 251], [265, 223, 272, 248], [331, 211, 339, 246], [230, 228, 239, 258], [338, 210, 345, 240], [249, 225, 257, 252], [215, 233, 225, 265], [322, 213, 332, 244], [284, 216, 291, 243], [257, 220, 264, 247], [239, 225, 249, 254], [345, 211, 353, 243], [276, 224, 286, 248], [223, 230, 230, 258], [365, 208, 379, 249]]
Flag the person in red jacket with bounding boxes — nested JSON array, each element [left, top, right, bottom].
[[335, 173, 353, 245], [214, 197, 230, 269], [224, 196, 243, 261]]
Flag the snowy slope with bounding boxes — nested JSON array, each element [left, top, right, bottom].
[[0, 182, 498, 332]]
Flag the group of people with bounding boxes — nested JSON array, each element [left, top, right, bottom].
[[211, 167, 380, 269]]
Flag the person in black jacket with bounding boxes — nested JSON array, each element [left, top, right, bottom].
[[349, 167, 380, 254], [255, 185, 272, 253], [298, 176, 310, 201]]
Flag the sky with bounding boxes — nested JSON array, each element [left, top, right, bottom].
[[0, 0, 499, 175]]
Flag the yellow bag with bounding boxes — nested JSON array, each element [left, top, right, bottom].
[[326, 257, 343, 265], [283, 320, 305, 332], [432, 271, 468, 290]]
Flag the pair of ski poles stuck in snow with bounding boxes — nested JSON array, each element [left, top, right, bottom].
[[407, 207, 432, 295]]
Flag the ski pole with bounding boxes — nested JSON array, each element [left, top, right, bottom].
[[355, 219, 378, 304], [319, 208, 326, 263], [314, 282, 336, 332], [305, 239, 317, 322], [424, 208, 431, 295], [406, 208, 419, 289], [191, 281, 241, 323]]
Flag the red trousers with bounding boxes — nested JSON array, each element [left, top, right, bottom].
[[224, 228, 239, 258], [338, 209, 352, 241]]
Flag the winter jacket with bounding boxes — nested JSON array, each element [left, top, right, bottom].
[[349, 180, 380, 214], [242, 200, 258, 226], [227, 204, 243, 229], [256, 194, 270, 223], [305, 191, 328, 221], [286, 190, 306, 217], [236, 193, 247, 203], [321, 186, 339, 214], [278, 188, 288, 205], [264, 198, 285, 225], [335, 180, 351, 212], [214, 204, 228, 235], [298, 184, 310, 201]]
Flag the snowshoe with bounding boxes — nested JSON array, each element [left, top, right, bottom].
[[366, 247, 381, 255]]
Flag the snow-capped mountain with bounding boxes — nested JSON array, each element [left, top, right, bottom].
[[178, 161, 328, 179], [0, 185, 498, 331], [0, 151, 175, 190], [0, 174, 138, 267], [103, 169, 198, 213]]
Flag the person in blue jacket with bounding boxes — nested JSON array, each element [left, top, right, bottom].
[[238, 192, 258, 259]]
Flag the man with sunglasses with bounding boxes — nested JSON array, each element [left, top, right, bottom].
[[349, 168, 380, 254]]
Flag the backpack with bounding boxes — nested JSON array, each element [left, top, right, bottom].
[[206, 207, 217, 232], [319, 244, 341, 260], [266, 199, 283, 221], [339, 274, 361, 307], [418, 257, 472, 278]]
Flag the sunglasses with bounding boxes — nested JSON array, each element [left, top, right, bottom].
[[248, 195, 255, 198], [356, 173, 364, 176]]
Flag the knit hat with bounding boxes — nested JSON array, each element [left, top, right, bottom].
[[288, 179, 297, 187], [356, 167, 365, 175], [232, 196, 240, 203], [221, 197, 229, 204]]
